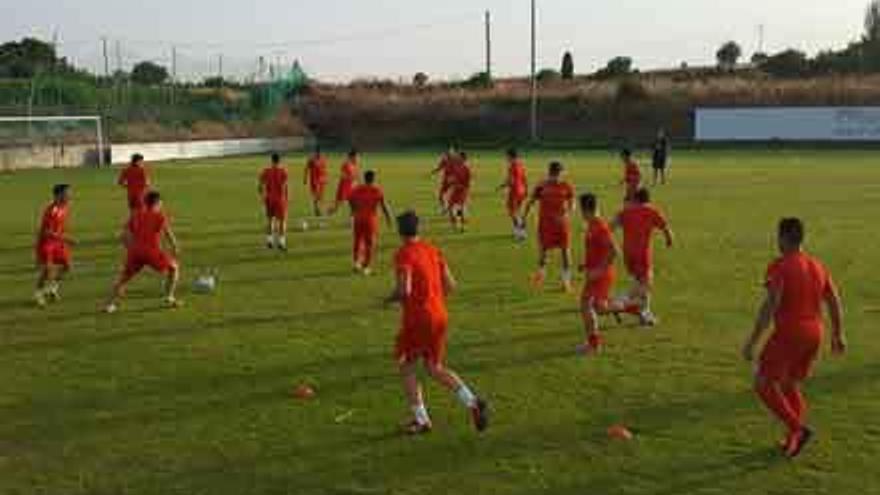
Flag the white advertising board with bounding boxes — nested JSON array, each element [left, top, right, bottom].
[[695, 107, 880, 141], [110, 136, 309, 164]]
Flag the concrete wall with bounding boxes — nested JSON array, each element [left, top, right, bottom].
[[0, 136, 310, 170], [0, 144, 97, 171], [110, 136, 309, 164]]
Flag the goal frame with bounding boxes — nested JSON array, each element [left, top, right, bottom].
[[0, 115, 106, 167]]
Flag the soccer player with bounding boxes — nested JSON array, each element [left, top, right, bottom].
[[447, 152, 472, 232], [520, 161, 576, 291], [651, 129, 670, 186], [34, 184, 74, 307], [742, 218, 845, 459], [612, 188, 673, 325], [385, 211, 489, 435], [498, 148, 528, 239], [118, 153, 149, 211], [577, 192, 620, 354], [620, 148, 642, 203], [430, 146, 457, 213], [104, 191, 180, 314], [331, 149, 360, 214], [304, 146, 328, 216], [259, 153, 289, 250], [348, 170, 392, 275]]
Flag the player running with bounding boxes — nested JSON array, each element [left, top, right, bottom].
[[385, 210, 489, 435], [612, 188, 674, 326], [742, 218, 845, 459], [521, 161, 576, 291], [652, 129, 670, 186], [447, 152, 472, 232], [304, 146, 328, 216], [118, 153, 150, 210], [104, 191, 180, 314], [34, 184, 74, 307], [259, 153, 289, 251], [331, 149, 360, 214], [430, 146, 457, 213], [497, 148, 528, 240], [348, 170, 392, 275], [620, 148, 642, 203]]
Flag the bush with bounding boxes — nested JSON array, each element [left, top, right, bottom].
[[461, 71, 492, 89], [615, 78, 649, 103], [759, 49, 810, 78], [595, 57, 634, 79], [536, 68, 560, 82]]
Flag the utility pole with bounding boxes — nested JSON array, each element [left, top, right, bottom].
[[530, 0, 538, 142], [101, 37, 109, 79], [218, 54, 224, 81], [485, 10, 492, 80], [758, 24, 765, 54], [115, 40, 122, 74], [171, 46, 177, 104]]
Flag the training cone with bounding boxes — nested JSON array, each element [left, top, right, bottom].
[[293, 384, 316, 400], [607, 424, 634, 441]]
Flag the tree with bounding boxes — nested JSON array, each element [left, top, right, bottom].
[[561, 51, 574, 80], [0, 37, 58, 78], [750, 52, 769, 65], [536, 68, 560, 82], [866, 0, 880, 42], [759, 49, 809, 78], [413, 72, 429, 87], [595, 56, 634, 79], [131, 61, 169, 85], [716, 41, 743, 70]]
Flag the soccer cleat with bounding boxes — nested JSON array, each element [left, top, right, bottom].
[[361, 267, 373, 277], [403, 420, 433, 436], [785, 427, 814, 459], [277, 239, 288, 252], [470, 398, 490, 433], [46, 283, 61, 302], [165, 297, 183, 309], [353, 262, 363, 274], [34, 290, 47, 308], [104, 303, 118, 314], [639, 310, 658, 327], [562, 279, 574, 294]]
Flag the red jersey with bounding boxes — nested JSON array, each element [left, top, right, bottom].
[[119, 165, 148, 195], [584, 218, 614, 271], [451, 162, 472, 190], [38, 202, 69, 244], [128, 208, 168, 251], [395, 239, 448, 317], [348, 184, 385, 223], [260, 166, 288, 199], [617, 203, 667, 257], [624, 160, 641, 187], [340, 160, 358, 184], [508, 159, 528, 196], [533, 180, 575, 223], [307, 156, 328, 184], [766, 251, 835, 337], [439, 155, 455, 184]]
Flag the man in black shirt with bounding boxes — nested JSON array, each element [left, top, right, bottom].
[[652, 129, 670, 185]]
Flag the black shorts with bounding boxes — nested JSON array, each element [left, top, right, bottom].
[[652, 157, 667, 170]]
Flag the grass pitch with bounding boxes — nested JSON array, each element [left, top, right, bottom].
[[1, 149, 879, 494]]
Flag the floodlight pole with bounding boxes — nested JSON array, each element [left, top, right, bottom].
[[530, 0, 538, 142]]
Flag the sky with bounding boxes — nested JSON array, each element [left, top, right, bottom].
[[1, 0, 870, 82]]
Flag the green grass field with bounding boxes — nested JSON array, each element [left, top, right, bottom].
[[2, 149, 879, 495]]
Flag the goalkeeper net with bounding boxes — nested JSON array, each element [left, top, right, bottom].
[[0, 115, 106, 171]]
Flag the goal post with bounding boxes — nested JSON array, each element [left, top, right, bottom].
[[0, 115, 106, 170]]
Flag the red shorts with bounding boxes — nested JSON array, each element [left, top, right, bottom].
[[582, 269, 615, 310], [395, 308, 449, 366], [128, 191, 146, 210], [354, 218, 378, 242], [624, 251, 652, 284], [449, 187, 469, 208], [507, 191, 527, 216], [309, 179, 326, 200], [336, 180, 354, 202], [264, 197, 288, 219], [124, 248, 175, 278], [439, 180, 453, 198], [758, 330, 822, 382], [36, 240, 71, 268], [538, 220, 571, 250]]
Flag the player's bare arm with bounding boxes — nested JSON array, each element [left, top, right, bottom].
[[442, 264, 457, 296], [381, 200, 393, 227], [825, 282, 846, 354], [662, 225, 675, 248], [385, 269, 411, 306], [743, 286, 782, 361], [164, 226, 179, 256]]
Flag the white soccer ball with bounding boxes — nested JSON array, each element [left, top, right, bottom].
[[300, 220, 310, 232], [193, 275, 217, 294], [514, 227, 528, 242]]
